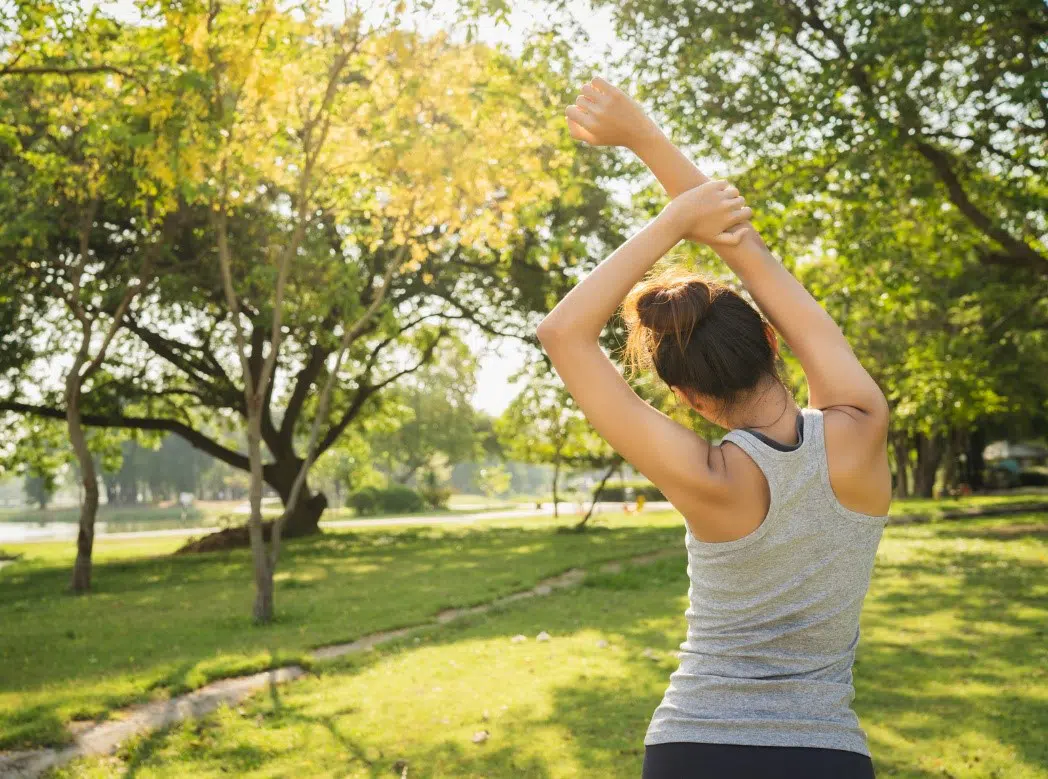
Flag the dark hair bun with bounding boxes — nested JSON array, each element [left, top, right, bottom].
[[621, 266, 777, 408], [633, 274, 714, 345]]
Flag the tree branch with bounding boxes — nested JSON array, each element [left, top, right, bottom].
[[914, 139, 1047, 275], [276, 342, 330, 452], [123, 318, 241, 408], [0, 400, 249, 471], [0, 64, 148, 93], [780, 0, 1048, 277]]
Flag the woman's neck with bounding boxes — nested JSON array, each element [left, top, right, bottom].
[[728, 381, 801, 446]]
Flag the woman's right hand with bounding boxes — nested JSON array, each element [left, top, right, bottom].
[[564, 76, 661, 149], [664, 180, 752, 246]]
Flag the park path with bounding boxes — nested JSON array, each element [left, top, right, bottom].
[[0, 546, 682, 778], [0, 502, 674, 545]]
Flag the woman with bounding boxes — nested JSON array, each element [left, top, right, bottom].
[[538, 78, 892, 778]]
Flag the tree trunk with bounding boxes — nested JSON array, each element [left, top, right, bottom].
[[551, 455, 561, 519], [576, 459, 620, 530], [892, 432, 911, 499], [103, 475, 118, 506], [253, 567, 275, 622], [66, 375, 97, 594], [71, 472, 99, 593], [246, 407, 274, 624], [914, 432, 944, 498], [940, 428, 968, 495], [175, 458, 328, 554], [266, 458, 329, 537], [967, 426, 986, 492]]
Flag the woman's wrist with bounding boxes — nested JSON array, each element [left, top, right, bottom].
[[656, 198, 689, 242], [627, 119, 666, 154]]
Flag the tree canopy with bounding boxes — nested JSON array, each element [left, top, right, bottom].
[[0, 0, 619, 535]]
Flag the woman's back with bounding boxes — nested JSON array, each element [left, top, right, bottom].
[[644, 407, 887, 756]]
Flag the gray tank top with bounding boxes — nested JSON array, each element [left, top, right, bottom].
[[644, 406, 887, 756]]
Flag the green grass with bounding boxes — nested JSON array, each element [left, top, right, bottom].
[[0, 512, 684, 751], [889, 490, 1048, 517], [321, 502, 527, 523], [4, 507, 1045, 778]]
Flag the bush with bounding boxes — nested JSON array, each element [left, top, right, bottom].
[[347, 485, 426, 516], [419, 484, 452, 510], [594, 480, 665, 502], [1019, 469, 1048, 487]]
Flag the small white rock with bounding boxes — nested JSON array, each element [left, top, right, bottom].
[[642, 647, 659, 660], [511, 634, 527, 643], [536, 631, 551, 642], [472, 729, 490, 744], [596, 639, 608, 648]]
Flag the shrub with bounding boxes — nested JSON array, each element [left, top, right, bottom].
[[419, 484, 452, 510], [1019, 469, 1048, 487], [594, 480, 665, 502], [348, 485, 426, 516]]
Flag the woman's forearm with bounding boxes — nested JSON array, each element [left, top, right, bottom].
[[629, 129, 771, 258], [631, 128, 711, 197], [631, 131, 881, 412], [537, 208, 684, 344]]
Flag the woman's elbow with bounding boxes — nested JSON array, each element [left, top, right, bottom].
[[537, 315, 597, 353], [536, 316, 565, 347], [866, 388, 891, 431]]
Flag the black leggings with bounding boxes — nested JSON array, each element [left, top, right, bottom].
[[642, 742, 876, 778]]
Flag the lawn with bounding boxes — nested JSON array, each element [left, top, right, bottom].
[[0, 503, 238, 526], [889, 490, 1048, 517], [0, 512, 684, 751], [3, 506, 1045, 778]]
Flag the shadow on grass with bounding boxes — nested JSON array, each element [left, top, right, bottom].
[[860, 543, 1047, 776], [938, 523, 1048, 540]]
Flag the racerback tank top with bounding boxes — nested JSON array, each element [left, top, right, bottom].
[[644, 406, 888, 756]]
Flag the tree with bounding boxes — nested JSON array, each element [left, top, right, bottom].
[[0, 3, 617, 560], [310, 433, 379, 508], [477, 463, 511, 500], [0, 3, 177, 590], [368, 338, 482, 484], [23, 474, 54, 510], [1, 416, 69, 510], [497, 365, 620, 519], [600, 0, 1046, 277]]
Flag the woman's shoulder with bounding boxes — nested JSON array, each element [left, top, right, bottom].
[[677, 437, 771, 543], [820, 406, 892, 516]]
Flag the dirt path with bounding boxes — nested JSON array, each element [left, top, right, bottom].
[[1, 502, 676, 544]]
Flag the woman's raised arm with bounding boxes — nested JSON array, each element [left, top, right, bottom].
[[567, 78, 889, 424], [536, 182, 751, 508]]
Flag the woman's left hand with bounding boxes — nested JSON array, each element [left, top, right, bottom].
[[564, 77, 660, 149], [664, 180, 752, 246]]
